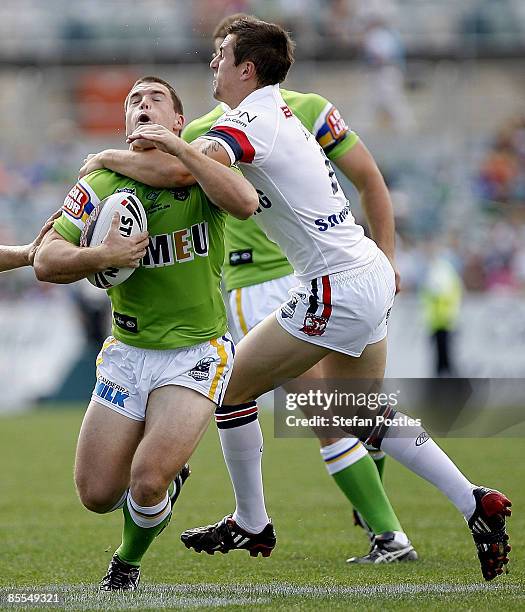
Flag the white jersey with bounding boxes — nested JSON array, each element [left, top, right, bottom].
[[203, 84, 378, 282]]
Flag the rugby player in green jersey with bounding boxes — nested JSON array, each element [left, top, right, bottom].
[[34, 76, 258, 590], [80, 16, 416, 564]]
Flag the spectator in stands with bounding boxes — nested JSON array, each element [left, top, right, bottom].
[[420, 246, 462, 377], [360, 13, 414, 131]]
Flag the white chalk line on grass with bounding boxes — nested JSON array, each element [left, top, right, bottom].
[[1, 582, 522, 610]]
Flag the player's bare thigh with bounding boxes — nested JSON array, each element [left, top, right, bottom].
[[318, 337, 387, 380], [223, 314, 330, 405], [224, 313, 387, 399], [74, 400, 144, 513], [296, 340, 387, 444], [130, 385, 216, 506]]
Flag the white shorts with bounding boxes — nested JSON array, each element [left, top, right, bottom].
[[228, 274, 298, 341], [276, 251, 396, 357], [92, 334, 235, 421]]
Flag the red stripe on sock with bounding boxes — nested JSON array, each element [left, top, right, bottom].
[[215, 407, 258, 421]]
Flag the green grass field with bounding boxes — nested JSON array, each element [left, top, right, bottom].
[[1, 406, 524, 611]]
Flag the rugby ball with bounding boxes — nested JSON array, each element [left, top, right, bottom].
[[80, 192, 147, 289]]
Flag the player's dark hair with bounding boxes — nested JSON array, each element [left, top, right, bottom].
[[125, 76, 183, 115], [226, 18, 295, 87], [212, 13, 255, 40]]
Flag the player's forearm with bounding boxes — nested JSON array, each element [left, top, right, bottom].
[[359, 178, 396, 260], [335, 143, 396, 260], [177, 143, 259, 219], [34, 233, 111, 284], [0, 245, 31, 273], [102, 149, 196, 188]]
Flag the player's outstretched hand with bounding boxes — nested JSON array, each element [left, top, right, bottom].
[[79, 153, 107, 179], [101, 213, 149, 269], [127, 124, 183, 156], [28, 209, 62, 266]]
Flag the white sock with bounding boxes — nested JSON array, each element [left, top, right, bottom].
[[127, 491, 171, 529], [107, 488, 128, 513], [392, 531, 410, 546], [218, 418, 269, 533], [381, 416, 476, 519]]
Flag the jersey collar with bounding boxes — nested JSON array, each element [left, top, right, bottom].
[[237, 84, 280, 107]]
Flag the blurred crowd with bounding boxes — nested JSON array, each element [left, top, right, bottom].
[[390, 113, 525, 293], [0, 0, 524, 60], [1, 110, 524, 301], [0, 0, 524, 302]]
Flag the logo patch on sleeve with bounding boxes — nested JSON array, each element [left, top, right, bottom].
[[326, 106, 348, 139], [62, 183, 92, 219]]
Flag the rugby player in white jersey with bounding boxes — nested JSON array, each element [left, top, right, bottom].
[[184, 13, 414, 564], [88, 20, 511, 580]]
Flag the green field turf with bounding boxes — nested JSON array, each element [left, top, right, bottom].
[[1, 406, 524, 611]]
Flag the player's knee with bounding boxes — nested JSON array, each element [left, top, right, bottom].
[[75, 481, 116, 514], [130, 466, 169, 506], [222, 387, 257, 406]]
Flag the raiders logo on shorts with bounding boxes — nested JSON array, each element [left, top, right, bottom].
[[188, 357, 218, 381]]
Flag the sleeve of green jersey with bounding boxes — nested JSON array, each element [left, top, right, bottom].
[[281, 89, 359, 162], [53, 215, 81, 245], [53, 169, 127, 246], [327, 130, 359, 161], [182, 105, 225, 143]]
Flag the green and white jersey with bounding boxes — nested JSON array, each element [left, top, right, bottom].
[[182, 89, 359, 291], [54, 169, 227, 349]]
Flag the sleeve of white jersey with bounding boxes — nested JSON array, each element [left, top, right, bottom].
[[201, 105, 272, 165]]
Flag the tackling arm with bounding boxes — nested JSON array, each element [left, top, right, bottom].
[[79, 148, 195, 188], [126, 125, 258, 219], [180, 137, 258, 219], [334, 141, 400, 291]]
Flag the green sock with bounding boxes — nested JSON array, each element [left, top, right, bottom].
[[372, 454, 386, 480], [332, 454, 401, 535], [115, 493, 172, 566]]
